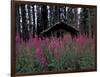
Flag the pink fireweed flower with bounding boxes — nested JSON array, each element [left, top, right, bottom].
[[27, 33, 42, 49], [47, 37, 64, 59], [75, 35, 88, 48], [40, 57, 48, 66], [35, 47, 47, 65], [27, 33, 34, 48], [35, 47, 43, 58], [32, 35, 42, 48], [54, 48, 61, 59], [41, 37, 50, 48], [63, 34, 72, 42], [50, 38, 62, 49], [16, 33, 22, 44]]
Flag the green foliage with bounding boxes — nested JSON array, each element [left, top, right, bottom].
[[63, 51, 78, 69], [16, 55, 43, 73], [16, 46, 95, 73], [44, 48, 78, 71], [48, 59, 64, 71], [43, 47, 54, 63], [79, 52, 95, 69], [16, 47, 43, 73], [43, 47, 65, 71], [16, 55, 34, 72], [31, 48, 35, 54]]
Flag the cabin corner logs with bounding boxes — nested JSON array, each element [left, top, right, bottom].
[[16, 3, 96, 41]]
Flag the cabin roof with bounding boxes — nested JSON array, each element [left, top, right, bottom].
[[41, 22, 79, 34]]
